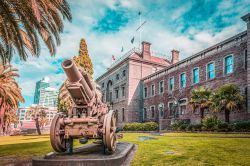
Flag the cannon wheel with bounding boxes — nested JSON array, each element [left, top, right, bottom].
[[50, 114, 67, 152], [103, 110, 117, 153]]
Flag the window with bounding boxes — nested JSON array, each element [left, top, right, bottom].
[[225, 55, 233, 74], [159, 81, 164, 94], [180, 73, 186, 88], [168, 102, 174, 116], [116, 74, 120, 80], [169, 77, 174, 91], [115, 89, 119, 99], [151, 84, 155, 96], [192, 68, 199, 84], [245, 50, 248, 69], [179, 99, 187, 115], [102, 82, 105, 88], [144, 87, 148, 98], [143, 108, 147, 120], [123, 70, 126, 77], [207, 62, 215, 79], [151, 106, 155, 118], [122, 108, 125, 122], [122, 86, 125, 97]]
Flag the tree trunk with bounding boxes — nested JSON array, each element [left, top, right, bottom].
[[35, 118, 41, 135], [200, 108, 204, 123], [225, 109, 230, 123]]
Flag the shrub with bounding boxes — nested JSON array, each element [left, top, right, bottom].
[[232, 121, 250, 132], [202, 116, 220, 131], [123, 122, 158, 131], [215, 122, 230, 132], [192, 124, 203, 131], [171, 120, 190, 131]]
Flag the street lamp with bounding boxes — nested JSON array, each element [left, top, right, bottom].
[[158, 103, 164, 133]]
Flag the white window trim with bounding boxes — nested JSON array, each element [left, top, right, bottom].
[[206, 61, 216, 80], [168, 76, 174, 92], [179, 98, 188, 115], [151, 84, 155, 96], [150, 105, 155, 118], [192, 67, 199, 85], [223, 54, 234, 75], [159, 80, 164, 94], [179, 72, 186, 89]]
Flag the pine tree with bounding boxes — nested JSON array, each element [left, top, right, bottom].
[[58, 38, 94, 113], [73, 38, 94, 78]]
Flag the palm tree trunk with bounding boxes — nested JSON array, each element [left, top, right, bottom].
[[225, 109, 230, 123], [35, 118, 41, 135]]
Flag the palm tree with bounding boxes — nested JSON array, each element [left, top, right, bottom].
[[26, 105, 47, 135], [210, 84, 244, 123], [0, 0, 72, 63], [189, 87, 212, 122], [0, 64, 24, 135]]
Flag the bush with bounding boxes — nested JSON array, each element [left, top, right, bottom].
[[123, 122, 158, 131], [202, 116, 221, 131], [171, 120, 190, 131], [215, 122, 230, 132], [232, 121, 250, 132]]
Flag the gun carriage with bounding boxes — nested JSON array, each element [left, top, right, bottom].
[[50, 59, 117, 153]]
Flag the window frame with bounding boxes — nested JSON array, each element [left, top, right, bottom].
[[151, 84, 155, 96], [159, 80, 164, 94], [224, 54, 234, 75], [150, 105, 155, 118], [192, 67, 199, 84], [179, 72, 186, 89], [144, 87, 148, 98], [206, 61, 216, 80], [168, 77, 174, 92]]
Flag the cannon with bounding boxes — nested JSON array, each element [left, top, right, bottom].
[[50, 59, 118, 154]]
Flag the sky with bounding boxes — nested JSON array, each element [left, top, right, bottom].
[[14, 0, 250, 107]]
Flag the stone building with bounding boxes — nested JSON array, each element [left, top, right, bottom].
[[97, 13, 250, 127], [142, 13, 250, 126], [96, 42, 179, 125]]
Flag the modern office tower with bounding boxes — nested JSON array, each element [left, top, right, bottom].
[[33, 77, 50, 104]]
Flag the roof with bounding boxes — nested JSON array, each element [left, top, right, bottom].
[[96, 47, 171, 81], [142, 30, 247, 81]]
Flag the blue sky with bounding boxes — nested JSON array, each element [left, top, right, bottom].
[[14, 0, 250, 107]]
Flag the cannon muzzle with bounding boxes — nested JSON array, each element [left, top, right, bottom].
[[62, 59, 94, 105]]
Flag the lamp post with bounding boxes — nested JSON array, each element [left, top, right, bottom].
[[158, 103, 164, 133]]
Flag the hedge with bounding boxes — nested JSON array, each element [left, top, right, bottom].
[[171, 117, 250, 132], [123, 122, 158, 131]]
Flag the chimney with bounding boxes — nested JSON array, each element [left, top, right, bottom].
[[171, 49, 179, 64], [142, 41, 151, 60]]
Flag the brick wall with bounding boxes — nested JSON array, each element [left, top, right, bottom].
[[143, 39, 249, 124]]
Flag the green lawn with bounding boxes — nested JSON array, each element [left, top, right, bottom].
[[0, 133, 250, 165]]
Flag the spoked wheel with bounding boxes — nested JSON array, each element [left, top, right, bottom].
[[103, 110, 117, 153], [50, 114, 67, 152]]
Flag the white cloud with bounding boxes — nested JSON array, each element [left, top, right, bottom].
[[12, 0, 248, 107]]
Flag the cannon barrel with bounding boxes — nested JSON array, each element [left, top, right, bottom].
[[62, 59, 94, 104]]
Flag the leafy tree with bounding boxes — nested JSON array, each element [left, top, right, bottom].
[[189, 87, 212, 122], [0, 64, 24, 135], [26, 105, 47, 135], [58, 38, 93, 113], [0, 0, 72, 63], [211, 84, 244, 123]]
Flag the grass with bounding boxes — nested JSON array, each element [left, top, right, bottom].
[[0, 133, 250, 165]]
